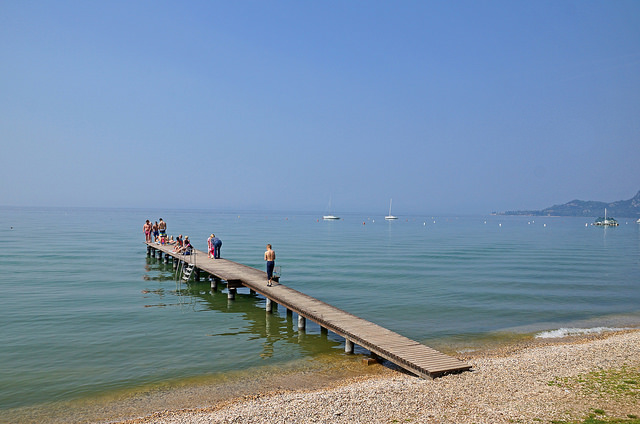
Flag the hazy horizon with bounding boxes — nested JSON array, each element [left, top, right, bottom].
[[2, 1, 639, 214]]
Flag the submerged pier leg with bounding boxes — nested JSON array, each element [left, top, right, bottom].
[[164, 254, 170, 264], [265, 298, 273, 313], [193, 268, 200, 282], [173, 257, 178, 269], [210, 278, 218, 291], [345, 339, 354, 354], [227, 288, 236, 300], [146, 246, 152, 257], [297, 315, 306, 332]]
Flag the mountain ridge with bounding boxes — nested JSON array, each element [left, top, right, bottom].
[[498, 190, 640, 218]]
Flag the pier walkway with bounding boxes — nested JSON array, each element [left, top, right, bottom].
[[145, 241, 471, 378]]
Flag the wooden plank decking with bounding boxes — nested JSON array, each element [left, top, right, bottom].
[[146, 241, 471, 378]]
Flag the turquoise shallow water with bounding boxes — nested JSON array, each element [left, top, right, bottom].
[[1, 207, 639, 422]]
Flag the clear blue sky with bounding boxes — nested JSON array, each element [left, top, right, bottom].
[[1, 0, 639, 215]]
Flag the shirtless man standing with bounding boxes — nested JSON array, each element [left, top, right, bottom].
[[264, 244, 276, 287], [143, 220, 152, 242], [158, 218, 167, 237]]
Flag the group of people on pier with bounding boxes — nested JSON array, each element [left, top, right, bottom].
[[143, 218, 167, 243], [144, 219, 277, 285]]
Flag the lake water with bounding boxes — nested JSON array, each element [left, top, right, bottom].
[[1, 207, 639, 423]]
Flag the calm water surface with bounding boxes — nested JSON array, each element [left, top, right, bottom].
[[1, 207, 639, 423]]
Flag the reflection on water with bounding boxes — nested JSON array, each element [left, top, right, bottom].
[[2, 257, 367, 424], [3, 208, 640, 424], [143, 256, 346, 358]]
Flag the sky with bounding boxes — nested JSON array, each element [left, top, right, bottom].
[[1, 0, 639, 215]]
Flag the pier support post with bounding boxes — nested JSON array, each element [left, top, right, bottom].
[[211, 278, 218, 291], [345, 339, 354, 354], [298, 315, 306, 332], [227, 288, 236, 300], [173, 257, 178, 269], [250, 289, 256, 295], [287, 308, 293, 318], [194, 268, 200, 282], [158, 251, 163, 261], [164, 254, 170, 264], [321, 327, 328, 337], [265, 298, 272, 313], [146, 246, 152, 257]]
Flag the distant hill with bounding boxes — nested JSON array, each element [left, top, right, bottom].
[[498, 190, 640, 218]]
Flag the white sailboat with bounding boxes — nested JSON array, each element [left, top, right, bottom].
[[323, 197, 340, 220], [385, 198, 398, 220], [594, 208, 619, 226]]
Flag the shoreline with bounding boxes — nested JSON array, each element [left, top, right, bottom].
[[113, 329, 640, 424]]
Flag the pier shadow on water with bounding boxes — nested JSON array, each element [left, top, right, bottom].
[[143, 256, 352, 358]]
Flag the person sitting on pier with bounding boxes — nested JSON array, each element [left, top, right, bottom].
[[177, 236, 193, 255], [172, 235, 183, 252]]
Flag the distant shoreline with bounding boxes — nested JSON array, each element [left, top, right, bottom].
[[496, 190, 640, 218], [115, 329, 640, 424]]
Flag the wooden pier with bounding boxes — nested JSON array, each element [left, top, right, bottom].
[[145, 241, 471, 378]]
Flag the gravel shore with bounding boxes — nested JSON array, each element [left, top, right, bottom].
[[117, 330, 639, 424]]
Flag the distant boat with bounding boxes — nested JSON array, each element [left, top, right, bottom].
[[323, 197, 340, 220], [385, 198, 398, 220], [593, 208, 619, 226], [636, 218, 640, 223]]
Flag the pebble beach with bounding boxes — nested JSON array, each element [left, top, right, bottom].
[[116, 330, 639, 424]]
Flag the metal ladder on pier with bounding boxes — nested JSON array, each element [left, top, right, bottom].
[[181, 263, 195, 281], [176, 244, 196, 282]]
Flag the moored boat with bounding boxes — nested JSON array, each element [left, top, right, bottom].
[[385, 198, 398, 220], [593, 208, 619, 226]]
